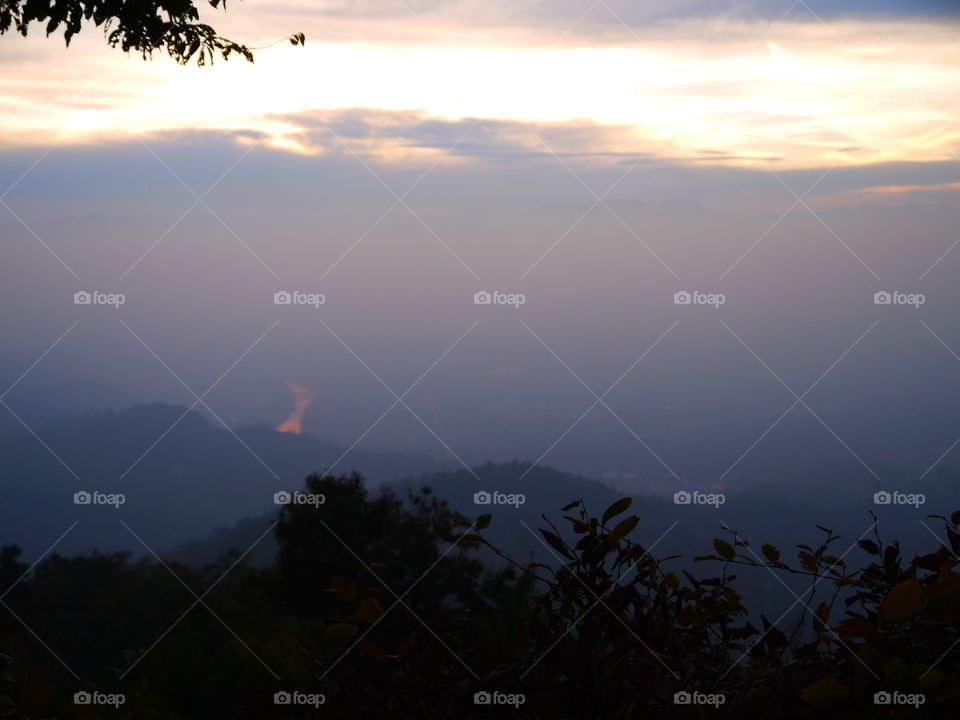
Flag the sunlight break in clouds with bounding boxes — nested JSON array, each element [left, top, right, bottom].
[[1, 11, 958, 169], [276, 383, 314, 435]]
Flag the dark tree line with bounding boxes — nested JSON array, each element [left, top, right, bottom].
[[1, 472, 958, 718]]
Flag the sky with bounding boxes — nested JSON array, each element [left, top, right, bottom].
[[1, 0, 959, 166], [1, 0, 960, 493]]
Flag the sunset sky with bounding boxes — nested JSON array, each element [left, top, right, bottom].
[[1, 0, 958, 168]]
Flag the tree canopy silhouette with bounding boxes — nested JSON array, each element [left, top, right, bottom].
[[2, 473, 959, 718], [0, 0, 304, 64]]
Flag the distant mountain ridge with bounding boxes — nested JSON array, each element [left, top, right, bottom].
[[169, 460, 960, 584], [4, 403, 957, 575], [0, 402, 448, 556]]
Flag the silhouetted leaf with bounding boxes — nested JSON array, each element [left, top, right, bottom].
[[836, 617, 873, 640], [354, 596, 385, 624], [540, 530, 572, 559], [563, 516, 590, 534], [761, 544, 780, 563], [714, 539, 735, 560], [325, 622, 358, 641], [760, 615, 787, 649], [881, 578, 922, 621], [948, 527, 960, 554], [608, 515, 639, 544], [884, 544, 900, 567], [813, 601, 830, 633], [602, 497, 632, 523], [475, 514, 492, 530], [858, 540, 880, 555], [332, 576, 357, 602]]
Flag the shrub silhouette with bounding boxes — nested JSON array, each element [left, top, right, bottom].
[[1, 476, 958, 718], [325, 494, 960, 718]]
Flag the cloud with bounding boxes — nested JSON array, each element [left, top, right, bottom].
[[262, 0, 960, 27], [267, 108, 652, 164], [2, 8, 957, 172], [266, 102, 960, 173], [248, 0, 960, 46], [5, 119, 956, 217], [812, 179, 960, 209]]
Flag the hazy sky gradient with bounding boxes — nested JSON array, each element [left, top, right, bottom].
[[1, 0, 958, 166], [2, 0, 959, 494], [2, 128, 958, 488]]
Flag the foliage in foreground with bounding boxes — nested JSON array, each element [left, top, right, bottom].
[[1, 473, 958, 718], [0, 0, 304, 65]]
